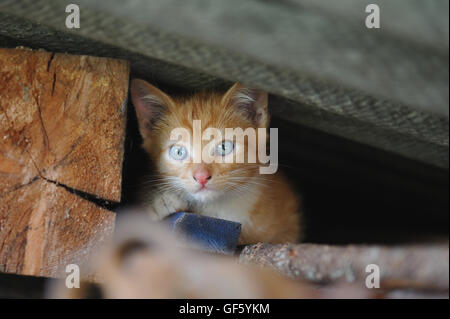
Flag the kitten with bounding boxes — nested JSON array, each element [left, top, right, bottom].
[[130, 79, 301, 244]]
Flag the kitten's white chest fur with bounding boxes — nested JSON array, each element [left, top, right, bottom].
[[191, 185, 261, 227]]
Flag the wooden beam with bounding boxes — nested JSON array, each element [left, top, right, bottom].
[[0, 48, 129, 278], [240, 242, 450, 291]]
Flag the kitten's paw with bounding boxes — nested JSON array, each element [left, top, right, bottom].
[[145, 207, 162, 222]]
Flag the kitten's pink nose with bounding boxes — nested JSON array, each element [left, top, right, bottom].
[[193, 168, 211, 187]]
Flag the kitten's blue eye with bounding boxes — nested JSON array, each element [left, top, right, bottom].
[[216, 140, 234, 156], [169, 145, 188, 160]]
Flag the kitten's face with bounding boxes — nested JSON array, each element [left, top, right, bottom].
[[131, 80, 269, 203]]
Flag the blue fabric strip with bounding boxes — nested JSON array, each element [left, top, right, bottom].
[[163, 212, 241, 255]]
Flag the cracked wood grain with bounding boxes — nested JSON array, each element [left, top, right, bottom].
[[0, 48, 129, 202], [0, 48, 129, 278], [0, 179, 115, 279]]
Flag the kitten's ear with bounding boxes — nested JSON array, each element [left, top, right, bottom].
[[222, 83, 269, 127], [130, 79, 173, 138]]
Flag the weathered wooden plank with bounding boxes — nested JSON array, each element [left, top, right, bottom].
[[240, 243, 450, 291], [1, 0, 447, 171], [0, 179, 115, 278], [0, 48, 128, 278], [0, 48, 129, 202]]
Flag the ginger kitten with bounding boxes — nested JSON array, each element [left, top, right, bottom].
[[130, 79, 301, 244]]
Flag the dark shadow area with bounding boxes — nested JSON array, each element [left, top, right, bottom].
[[0, 273, 48, 298], [273, 117, 448, 244]]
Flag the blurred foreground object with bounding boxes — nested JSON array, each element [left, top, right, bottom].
[[49, 213, 369, 298], [0, 48, 129, 278], [50, 213, 311, 298], [42, 212, 448, 299]]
